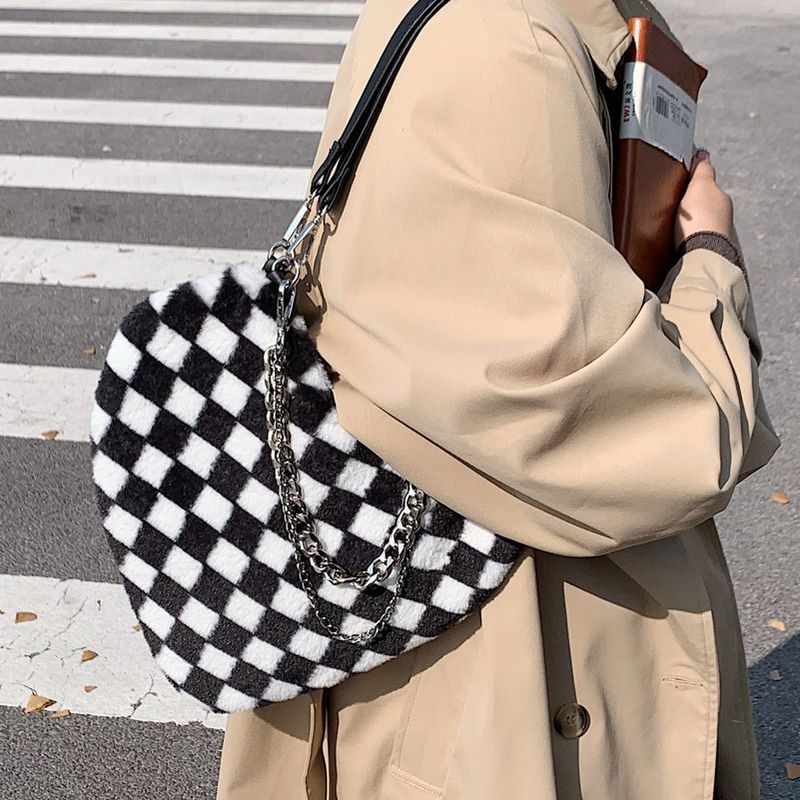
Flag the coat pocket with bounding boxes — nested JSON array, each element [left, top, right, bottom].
[[389, 612, 481, 796]]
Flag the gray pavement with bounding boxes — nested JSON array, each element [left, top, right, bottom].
[[663, 7, 800, 795], [2, 707, 222, 800], [0, 0, 797, 798]]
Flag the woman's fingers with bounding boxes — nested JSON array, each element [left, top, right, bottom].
[[691, 148, 716, 180], [693, 159, 717, 182], [675, 148, 734, 244]]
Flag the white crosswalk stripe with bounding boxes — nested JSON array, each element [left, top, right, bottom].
[[0, 0, 362, 14], [0, 155, 310, 198], [0, 21, 352, 42], [0, 236, 263, 290], [0, 54, 339, 82], [0, 97, 326, 130], [0, 362, 98, 442], [0, 0, 355, 780], [0, 574, 226, 729]]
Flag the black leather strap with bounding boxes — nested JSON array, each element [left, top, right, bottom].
[[309, 0, 452, 213]]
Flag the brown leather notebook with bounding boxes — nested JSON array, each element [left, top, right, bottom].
[[612, 18, 708, 291]]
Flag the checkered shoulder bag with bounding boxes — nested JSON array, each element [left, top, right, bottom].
[[90, 0, 522, 714]]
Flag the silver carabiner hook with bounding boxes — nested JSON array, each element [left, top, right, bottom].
[[263, 198, 327, 281], [276, 278, 297, 325]]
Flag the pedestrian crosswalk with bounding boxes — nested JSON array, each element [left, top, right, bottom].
[[0, 1, 358, 795]]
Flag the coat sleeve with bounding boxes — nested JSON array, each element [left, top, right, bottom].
[[305, 3, 781, 555]]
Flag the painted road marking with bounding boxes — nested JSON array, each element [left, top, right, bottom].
[[0, 53, 338, 82], [0, 21, 351, 43], [0, 363, 98, 442], [0, 573, 226, 729], [0, 237, 262, 291], [0, 0, 361, 14], [0, 97, 326, 132], [0, 155, 309, 199]]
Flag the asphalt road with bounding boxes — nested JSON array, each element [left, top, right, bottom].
[[0, 1, 797, 798], [662, 5, 800, 796]]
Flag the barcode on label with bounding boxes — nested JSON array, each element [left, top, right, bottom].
[[654, 94, 670, 119], [620, 61, 697, 166]]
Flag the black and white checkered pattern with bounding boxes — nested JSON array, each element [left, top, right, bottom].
[[90, 263, 521, 713]]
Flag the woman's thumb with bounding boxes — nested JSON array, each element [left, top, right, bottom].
[[691, 147, 716, 180]]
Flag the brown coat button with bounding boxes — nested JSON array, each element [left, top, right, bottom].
[[553, 703, 591, 739]]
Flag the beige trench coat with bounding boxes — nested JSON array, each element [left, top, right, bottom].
[[217, 0, 781, 798]]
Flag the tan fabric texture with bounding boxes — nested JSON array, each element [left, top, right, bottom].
[[216, 0, 781, 798]]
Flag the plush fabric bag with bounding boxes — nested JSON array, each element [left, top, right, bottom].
[[90, 0, 522, 714]]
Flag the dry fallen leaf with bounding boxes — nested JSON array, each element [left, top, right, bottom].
[[90, 296, 101, 305], [132, 623, 142, 632], [771, 491, 791, 505], [24, 694, 55, 714], [756, 232, 766, 241], [40, 430, 59, 441], [786, 762, 800, 780], [49, 709, 71, 719], [768, 669, 783, 682], [78, 272, 97, 279], [83, 685, 97, 694], [80, 649, 98, 663], [768, 619, 787, 633], [15, 611, 37, 624], [82, 346, 96, 357]]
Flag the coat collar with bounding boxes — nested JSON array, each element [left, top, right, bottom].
[[555, 0, 679, 87]]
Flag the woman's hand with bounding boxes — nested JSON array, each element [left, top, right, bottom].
[[674, 149, 735, 248]]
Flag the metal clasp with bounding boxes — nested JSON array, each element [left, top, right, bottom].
[[276, 278, 296, 326], [263, 197, 328, 286]]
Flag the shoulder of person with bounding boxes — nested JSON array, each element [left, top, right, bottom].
[[352, 0, 596, 89], [519, 0, 610, 102], [327, 0, 616, 223], [323, 0, 606, 163]]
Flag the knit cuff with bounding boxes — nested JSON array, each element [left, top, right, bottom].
[[675, 231, 749, 289]]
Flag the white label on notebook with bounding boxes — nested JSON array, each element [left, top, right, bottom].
[[619, 61, 697, 168]]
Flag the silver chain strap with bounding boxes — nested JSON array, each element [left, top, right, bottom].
[[262, 201, 427, 645]]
